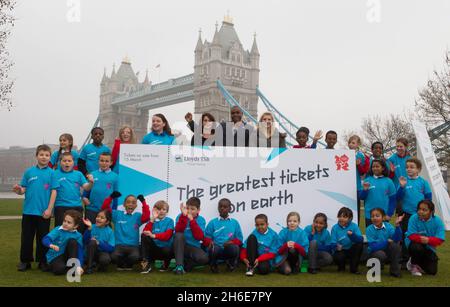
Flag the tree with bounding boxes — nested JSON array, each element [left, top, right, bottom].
[[0, 0, 15, 110], [360, 112, 416, 156], [415, 51, 450, 167]]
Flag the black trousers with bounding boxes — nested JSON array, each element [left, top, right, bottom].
[[246, 234, 271, 275], [85, 209, 98, 225], [369, 242, 402, 275], [20, 214, 50, 264], [85, 240, 112, 270], [111, 245, 140, 267], [333, 243, 363, 273], [54, 206, 85, 233], [399, 212, 412, 263], [278, 248, 302, 275], [209, 244, 240, 267], [409, 242, 439, 275], [49, 239, 79, 275], [141, 235, 173, 262]]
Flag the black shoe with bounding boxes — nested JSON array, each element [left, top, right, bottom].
[[308, 268, 318, 274], [390, 272, 401, 278], [140, 261, 152, 274], [38, 262, 50, 272], [17, 262, 31, 272], [85, 268, 94, 275], [210, 264, 219, 274]]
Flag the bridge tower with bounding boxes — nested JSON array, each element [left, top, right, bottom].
[[99, 57, 151, 147], [194, 15, 260, 122]]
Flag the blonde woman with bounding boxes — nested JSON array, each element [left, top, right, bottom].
[[249, 112, 286, 148], [111, 126, 136, 173]]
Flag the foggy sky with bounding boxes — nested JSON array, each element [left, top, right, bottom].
[[2, 0, 450, 149]]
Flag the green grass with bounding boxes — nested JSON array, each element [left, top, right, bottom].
[[0, 199, 449, 287], [0, 199, 22, 216]]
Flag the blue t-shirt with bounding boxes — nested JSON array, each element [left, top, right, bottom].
[[405, 214, 445, 253], [397, 176, 432, 215], [366, 222, 402, 253], [175, 214, 206, 249], [54, 169, 87, 208], [150, 217, 175, 248], [361, 176, 396, 217], [304, 225, 332, 253], [243, 227, 283, 267], [79, 143, 111, 174], [44, 227, 83, 264], [20, 166, 59, 216], [205, 217, 244, 248], [331, 222, 363, 250], [50, 149, 79, 170], [387, 153, 412, 188], [142, 131, 175, 145], [89, 224, 115, 252], [112, 210, 143, 247], [87, 170, 118, 213], [278, 227, 309, 254]]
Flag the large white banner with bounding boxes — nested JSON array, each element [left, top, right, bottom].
[[118, 145, 357, 236], [412, 121, 450, 230]]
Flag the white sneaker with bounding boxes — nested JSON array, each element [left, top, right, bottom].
[[246, 267, 254, 277], [410, 265, 422, 277]]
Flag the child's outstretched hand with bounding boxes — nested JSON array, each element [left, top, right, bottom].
[[311, 226, 316, 236], [347, 231, 353, 237], [137, 195, 146, 203], [362, 182, 371, 191], [151, 207, 159, 221], [180, 202, 188, 216], [395, 214, 405, 227], [110, 191, 122, 199], [313, 130, 323, 142], [83, 218, 92, 229], [399, 176, 407, 188], [389, 162, 396, 173]]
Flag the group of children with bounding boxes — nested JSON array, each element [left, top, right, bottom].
[[12, 123, 446, 279]]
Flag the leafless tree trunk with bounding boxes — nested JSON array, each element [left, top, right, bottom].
[[415, 51, 450, 168]]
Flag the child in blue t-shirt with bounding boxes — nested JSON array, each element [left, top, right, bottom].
[[366, 208, 403, 278], [140, 200, 175, 274], [173, 197, 209, 275], [277, 212, 309, 275], [78, 127, 111, 176], [240, 214, 282, 277], [359, 159, 396, 227], [102, 192, 150, 270], [396, 157, 432, 267], [204, 198, 243, 273], [82, 209, 115, 274], [49, 133, 79, 171], [84, 152, 118, 223], [54, 152, 94, 230], [13, 145, 59, 272], [305, 213, 333, 274], [42, 209, 84, 276], [331, 207, 364, 274], [406, 200, 445, 276]]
